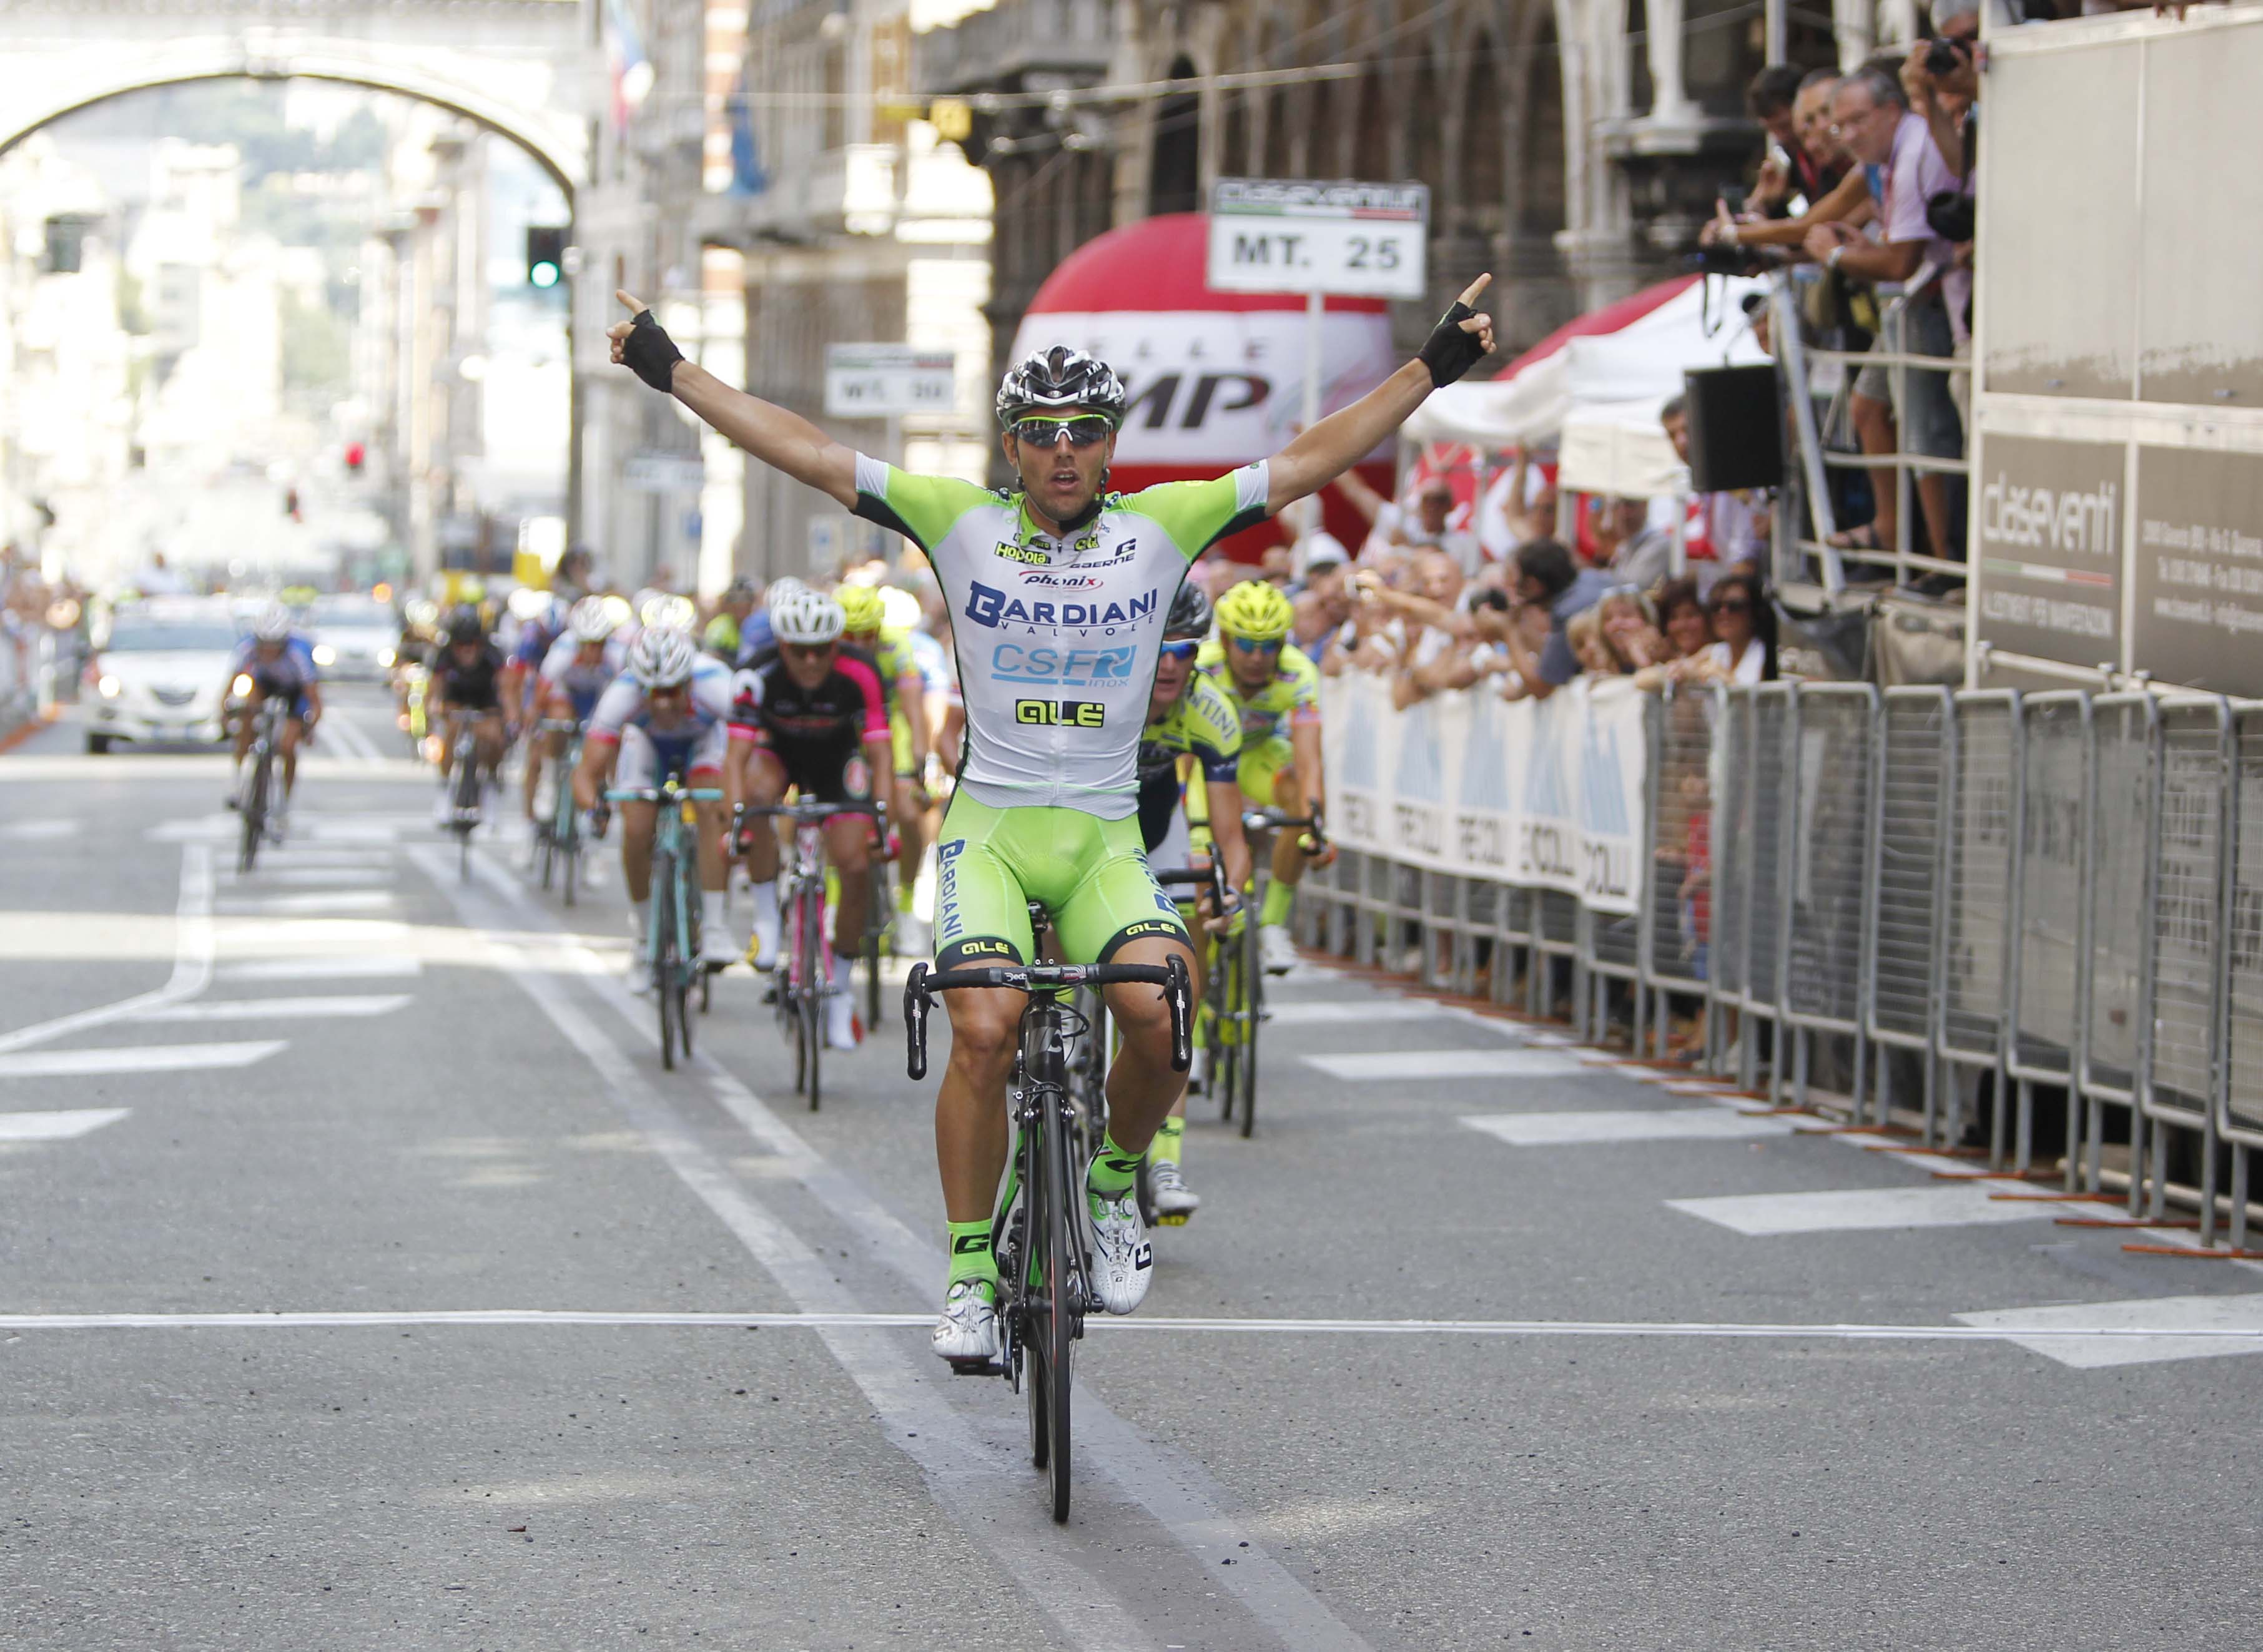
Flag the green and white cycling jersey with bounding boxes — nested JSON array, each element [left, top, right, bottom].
[[851, 453, 1270, 820]]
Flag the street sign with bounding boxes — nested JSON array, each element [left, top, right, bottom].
[[1206, 178, 1430, 302], [625, 451, 705, 493], [823, 344, 958, 419]]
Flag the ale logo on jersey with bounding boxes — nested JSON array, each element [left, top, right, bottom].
[[1013, 697, 1105, 728], [965, 579, 1158, 632]]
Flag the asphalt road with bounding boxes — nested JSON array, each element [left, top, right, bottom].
[[4, 686, 2261, 1651]]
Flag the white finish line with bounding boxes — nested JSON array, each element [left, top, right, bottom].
[[135, 994, 412, 1022], [0, 1040, 285, 1078], [5, 1308, 2261, 1348], [1462, 1108, 1796, 1146], [1304, 1048, 1584, 1081], [0, 1108, 130, 1141]]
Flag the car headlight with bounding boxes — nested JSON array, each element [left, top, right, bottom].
[[378, 646, 396, 667], [97, 674, 120, 698], [312, 643, 337, 667]]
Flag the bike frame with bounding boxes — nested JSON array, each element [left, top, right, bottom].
[[608, 780, 722, 1069]]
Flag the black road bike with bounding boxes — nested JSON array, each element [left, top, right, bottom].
[[234, 694, 287, 875], [905, 948, 1191, 1523]]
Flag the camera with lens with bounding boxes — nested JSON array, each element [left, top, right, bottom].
[[1924, 36, 1969, 76]]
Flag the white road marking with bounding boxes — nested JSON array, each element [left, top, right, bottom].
[[1954, 1294, 2263, 1369], [5, 1308, 2259, 1350], [0, 819, 78, 841], [0, 1108, 131, 1142], [134, 994, 412, 1022], [420, 843, 1371, 1652], [1669, 1183, 2069, 1237], [1462, 1108, 1797, 1147], [0, 843, 214, 1056], [1302, 1048, 1584, 1081], [1263, 999, 1458, 1026], [0, 1041, 285, 1078], [218, 868, 392, 888], [217, 956, 421, 982], [318, 713, 380, 761], [215, 890, 398, 915], [215, 918, 410, 948]]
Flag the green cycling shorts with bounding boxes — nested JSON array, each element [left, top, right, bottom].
[[934, 792, 1188, 969]]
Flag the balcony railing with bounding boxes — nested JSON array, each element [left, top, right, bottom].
[[912, 0, 1113, 96]]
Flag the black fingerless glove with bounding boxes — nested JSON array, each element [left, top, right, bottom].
[[622, 309, 684, 393], [1418, 300, 1487, 389]]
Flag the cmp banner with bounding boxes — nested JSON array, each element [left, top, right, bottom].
[[1320, 672, 1649, 917]]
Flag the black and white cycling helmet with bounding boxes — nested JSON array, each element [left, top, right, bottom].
[[1164, 581, 1213, 642], [444, 606, 485, 644], [252, 601, 293, 642], [995, 345, 1127, 428], [629, 624, 698, 689], [568, 595, 617, 643], [770, 588, 847, 646]]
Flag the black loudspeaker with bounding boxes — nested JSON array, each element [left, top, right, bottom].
[[1682, 364, 1784, 493]]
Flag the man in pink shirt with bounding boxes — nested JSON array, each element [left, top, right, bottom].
[[1805, 66, 1968, 567]]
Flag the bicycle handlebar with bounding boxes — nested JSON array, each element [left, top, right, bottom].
[[737, 798, 882, 824], [603, 787, 724, 802], [1243, 807, 1327, 849], [1154, 863, 1228, 912], [902, 956, 1191, 1082]]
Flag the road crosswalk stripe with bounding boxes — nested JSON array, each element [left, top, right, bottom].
[[217, 868, 392, 888], [1668, 1183, 2070, 1237], [0, 1041, 287, 1078], [0, 1108, 131, 1141], [1953, 1294, 2263, 1369], [1462, 1108, 1798, 1146], [134, 995, 412, 1022], [215, 890, 398, 915], [1303, 1048, 1585, 1081]]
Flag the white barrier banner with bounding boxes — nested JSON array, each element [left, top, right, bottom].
[[1321, 673, 1647, 917]]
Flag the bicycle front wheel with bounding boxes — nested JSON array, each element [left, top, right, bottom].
[[801, 886, 826, 1111], [239, 752, 269, 874], [1036, 1091, 1075, 1522], [1238, 914, 1264, 1138], [654, 850, 679, 1070]]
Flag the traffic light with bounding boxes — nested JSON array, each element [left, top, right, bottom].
[[526, 225, 566, 289], [345, 441, 365, 475]]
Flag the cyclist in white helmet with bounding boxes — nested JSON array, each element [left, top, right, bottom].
[[574, 624, 739, 991], [524, 596, 626, 824], [610, 272, 1497, 1364], [723, 587, 895, 1050], [222, 601, 324, 822]]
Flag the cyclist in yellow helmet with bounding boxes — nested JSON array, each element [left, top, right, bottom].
[[1198, 579, 1333, 974], [837, 583, 935, 953]]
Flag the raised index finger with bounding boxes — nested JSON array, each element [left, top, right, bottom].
[[615, 288, 649, 317], [1457, 273, 1492, 307]]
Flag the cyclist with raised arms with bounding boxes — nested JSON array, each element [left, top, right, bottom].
[[723, 586, 895, 1050], [608, 276, 1495, 1364], [1200, 579, 1333, 975], [223, 601, 324, 822], [573, 625, 739, 992], [1135, 581, 1252, 1223]]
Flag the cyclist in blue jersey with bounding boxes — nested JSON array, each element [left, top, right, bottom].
[[524, 596, 624, 825], [222, 602, 324, 819], [610, 276, 1496, 1362]]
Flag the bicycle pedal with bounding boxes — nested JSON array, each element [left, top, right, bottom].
[[1155, 1212, 1191, 1227], [944, 1356, 1005, 1378]]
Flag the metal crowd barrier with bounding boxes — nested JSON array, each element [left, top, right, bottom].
[[1299, 679, 2257, 1249]]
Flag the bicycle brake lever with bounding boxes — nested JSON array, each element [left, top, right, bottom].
[[905, 962, 932, 1081], [1165, 955, 1191, 1074]]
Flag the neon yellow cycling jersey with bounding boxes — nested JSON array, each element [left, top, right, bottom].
[[853, 454, 1271, 819], [1136, 674, 1242, 853], [1195, 638, 1323, 745]]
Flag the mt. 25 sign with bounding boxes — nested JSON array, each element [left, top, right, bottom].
[[1206, 179, 1429, 302], [823, 345, 957, 419]]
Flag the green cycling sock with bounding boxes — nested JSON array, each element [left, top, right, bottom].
[[1086, 1133, 1142, 1199], [1150, 1116, 1185, 1167], [1260, 877, 1295, 928], [896, 881, 915, 915], [946, 1219, 998, 1291]]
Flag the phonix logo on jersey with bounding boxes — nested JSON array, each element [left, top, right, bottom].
[[1012, 698, 1105, 728], [964, 579, 1158, 632]]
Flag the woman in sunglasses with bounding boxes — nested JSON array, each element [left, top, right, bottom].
[[608, 277, 1496, 1367], [1698, 571, 1776, 685]]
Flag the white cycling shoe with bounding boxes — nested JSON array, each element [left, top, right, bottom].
[[892, 912, 932, 958], [625, 954, 654, 996], [932, 1279, 1000, 1364], [824, 990, 859, 1051], [1146, 1158, 1200, 1224], [1259, 923, 1300, 976], [699, 928, 739, 970], [1085, 1187, 1153, 1314], [748, 910, 782, 971]]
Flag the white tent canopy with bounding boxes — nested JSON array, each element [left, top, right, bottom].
[[1404, 275, 1769, 453]]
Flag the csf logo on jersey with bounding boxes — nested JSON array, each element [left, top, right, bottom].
[[965, 580, 1159, 631], [1013, 697, 1105, 729]]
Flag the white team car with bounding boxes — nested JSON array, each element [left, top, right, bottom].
[[82, 597, 243, 754], [304, 592, 397, 682]]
